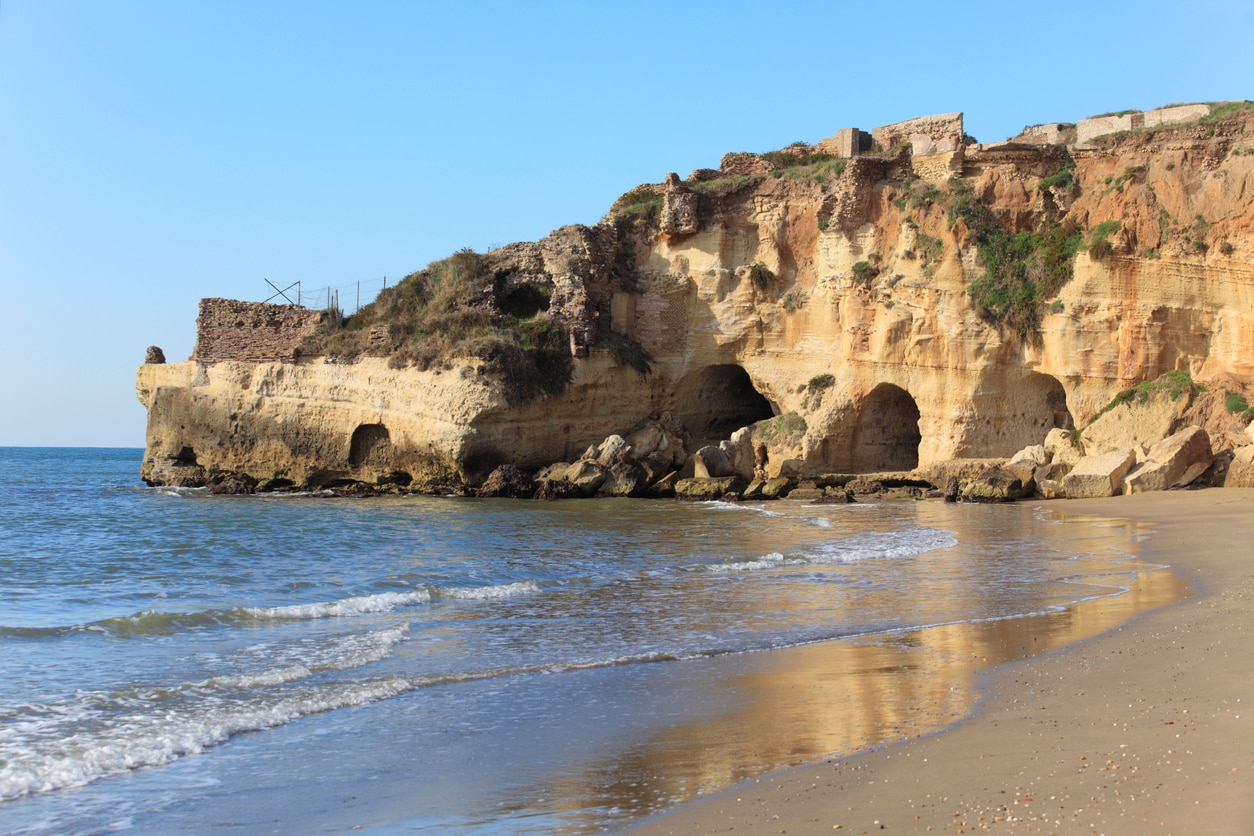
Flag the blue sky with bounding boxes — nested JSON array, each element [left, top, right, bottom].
[[1, 0, 1250, 447]]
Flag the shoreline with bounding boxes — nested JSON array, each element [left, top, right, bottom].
[[631, 489, 1254, 834]]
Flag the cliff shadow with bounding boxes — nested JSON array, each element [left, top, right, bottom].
[[954, 372, 1073, 458], [813, 383, 922, 473]]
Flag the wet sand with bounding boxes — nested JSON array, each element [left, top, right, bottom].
[[633, 489, 1254, 834]]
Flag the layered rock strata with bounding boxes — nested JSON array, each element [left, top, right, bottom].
[[138, 104, 1254, 497]]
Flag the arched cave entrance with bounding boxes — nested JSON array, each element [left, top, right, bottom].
[[851, 383, 921, 472], [956, 372, 1074, 458], [674, 364, 777, 447], [349, 423, 392, 468]]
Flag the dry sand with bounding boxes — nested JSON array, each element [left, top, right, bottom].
[[632, 489, 1254, 835]]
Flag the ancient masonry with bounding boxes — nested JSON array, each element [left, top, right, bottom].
[[192, 298, 323, 363]]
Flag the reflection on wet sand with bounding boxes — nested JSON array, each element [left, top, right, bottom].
[[531, 512, 1189, 832]]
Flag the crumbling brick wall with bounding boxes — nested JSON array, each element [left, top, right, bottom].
[[872, 112, 964, 155], [192, 298, 323, 363]]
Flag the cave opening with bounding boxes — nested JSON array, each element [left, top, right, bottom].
[[675, 364, 777, 448], [1040, 374, 1074, 430], [851, 383, 921, 472], [349, 423, 392, 467]]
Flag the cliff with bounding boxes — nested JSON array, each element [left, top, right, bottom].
[[137, 102, 1254, 495]]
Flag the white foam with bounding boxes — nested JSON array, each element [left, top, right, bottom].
[[0, 677, 413, 801], [435, 580, 541, 600], [243, 590, 431, 620], [708, 526, 959, 573]]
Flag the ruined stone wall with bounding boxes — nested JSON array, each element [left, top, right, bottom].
[[633, 275, 689, 354], [718, 152, 773, 176], [910, 150, 963, 182], [827, 157, 890, 230], [1013, 123, 1076, 145], [816, 128, 871, 158], [1077, 104, 1215, 144], [192, 298, 323, 363], [872, 112, 964, 155]]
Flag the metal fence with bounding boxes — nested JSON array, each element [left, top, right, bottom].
[[263, 277, 392, 314]]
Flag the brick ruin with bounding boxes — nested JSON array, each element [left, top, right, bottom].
[[191, 298, 323, 363]]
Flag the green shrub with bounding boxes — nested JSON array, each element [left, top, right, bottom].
[[1226, 389, 1250, 414], [915, 233, 944, 276], [1039, 156, 1076, 190], [781, 290, 808, 313], [1220, 241, 1235, 256], [302, 248, 572, 405], [746, 261, 775, 289], [599, 330, 652, 376], [755, 413, 807, 446], [801, 374, 836, 411], [611, 189, 663, 217], [851, 261, 877, 282], [949, 178, 1083, 339], [1201, 101, 1254, 123], [1086, 220, 1122, 258], [1096, 371, 1196, 418]]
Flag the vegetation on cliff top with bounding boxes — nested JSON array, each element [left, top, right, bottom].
[[301, 249, 571, 405]]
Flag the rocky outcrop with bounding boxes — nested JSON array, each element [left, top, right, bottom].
[[137, 104, 1254, 497]]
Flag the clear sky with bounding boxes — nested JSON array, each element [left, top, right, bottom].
[[1, 0, 1250, 447]]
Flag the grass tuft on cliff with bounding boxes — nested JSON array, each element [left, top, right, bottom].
[[301, 249, 571, 405], [948, 179, 1083, 340]]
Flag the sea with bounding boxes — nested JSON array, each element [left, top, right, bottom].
[[0, 447, 1183, 834]]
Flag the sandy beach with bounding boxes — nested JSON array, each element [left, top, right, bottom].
[[633, 489, 1254, 835]]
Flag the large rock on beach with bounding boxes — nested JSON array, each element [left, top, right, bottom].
[[1043, 428, 1082, 466], [563, 460, 608, 496], [674, 476, 746, 500], [476, 464, 537, 498], [1123, 426, 1213, 494], [1062, 449, 1137, 498], [961, 466, 1028, 502], [598, 461, 645, 497], [692, 446, 735, 479]]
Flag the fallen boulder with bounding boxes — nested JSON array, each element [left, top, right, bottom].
[[476, 464, 537, 498], [692, 446, 735, 479], [961, 467, 1028, 502], [533, 479, 583, 501], [1123, 426, 1213, 494], [1061, 449, 1137, 498], [597, 462, 646, 497], [563, 460, 608, 496], [674, 476, 745, 500]]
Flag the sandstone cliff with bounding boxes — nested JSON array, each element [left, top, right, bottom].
[[137, 103, 1254, 494]]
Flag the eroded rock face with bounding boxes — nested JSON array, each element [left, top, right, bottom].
[[138, 109, 1254, 493]]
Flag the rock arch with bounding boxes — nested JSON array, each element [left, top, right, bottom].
[[673, 364, 777, 447], [851, 383, 922, 471], [348, 423, 392, 468]]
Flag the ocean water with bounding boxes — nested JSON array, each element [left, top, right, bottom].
[[0, 447, 1173, 834]]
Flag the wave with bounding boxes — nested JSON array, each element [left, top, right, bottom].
[[432, 580, 540, 600], [0, 625, 410, 802], [710, 526, 959, 572], [0, 677, 414, 802], [1, 580, 541, 638]]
